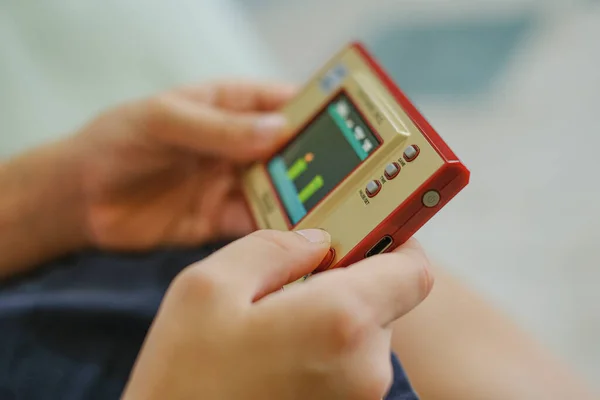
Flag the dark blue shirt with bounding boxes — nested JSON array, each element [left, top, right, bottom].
[[0, 243, 418, 399]]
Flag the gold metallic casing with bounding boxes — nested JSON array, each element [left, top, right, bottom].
[[242, 45, 444, 266]]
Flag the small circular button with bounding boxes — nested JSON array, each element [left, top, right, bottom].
[[384, 162, 401, 179], [404, 145, 420, 162], [422, 190, 441, 208], [365, 180, 382, 197]]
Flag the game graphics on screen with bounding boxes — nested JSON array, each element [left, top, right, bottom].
[[267, 94, 381, 224]]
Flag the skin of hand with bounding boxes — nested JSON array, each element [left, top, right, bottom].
[[0, 81, 298, 274], [3, 79, 595, 399], [122, 229, 433, 400], [74, 81, 297, 250]]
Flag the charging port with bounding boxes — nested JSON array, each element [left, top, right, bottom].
[[365, 236, 394, 258]]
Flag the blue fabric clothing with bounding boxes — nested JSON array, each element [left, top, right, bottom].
[[0, 243, 418, 399]]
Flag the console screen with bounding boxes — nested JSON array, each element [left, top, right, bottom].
[[267, 93, 381, 225]]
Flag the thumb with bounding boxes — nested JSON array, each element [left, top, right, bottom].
[[148, 95, 291, 162], [199, 229, 332, 302]]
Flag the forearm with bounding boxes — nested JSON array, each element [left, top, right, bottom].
[[392, 264, 597, 400], [0, 138, 87, 278]]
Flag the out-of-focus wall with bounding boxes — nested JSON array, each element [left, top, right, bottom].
[[0, 0, 286, 157], [238, 0, 600, 385]]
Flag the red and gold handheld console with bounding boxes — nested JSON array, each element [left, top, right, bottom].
[[242, 42, 470, 278]]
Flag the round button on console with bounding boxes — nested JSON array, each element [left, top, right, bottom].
[[365, 180, 382, 197], [422, 190, 441, 208], [404, 145, 420, 162], [384, 162, 401, 179]]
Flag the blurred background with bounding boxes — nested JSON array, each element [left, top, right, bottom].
[[2, 0, 599, 387]]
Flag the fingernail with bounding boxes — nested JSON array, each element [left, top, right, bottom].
[[255, 114, 287, 139], [295, 229, 331, 244]]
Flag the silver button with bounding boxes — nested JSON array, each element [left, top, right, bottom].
[[366, 180, 381, 196], [422, 190, 441, 208], [404, 145, 419, 161], [385, 163, 400, 178]]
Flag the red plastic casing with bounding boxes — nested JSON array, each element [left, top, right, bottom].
[[326, 42, 470, 270]]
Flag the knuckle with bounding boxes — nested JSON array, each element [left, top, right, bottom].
[[144, 94, 177, 132], [323, 297, 370, 354], [210, 113, 247, 148], [409, 252, 434, 297], [231, 118, 256, 144], [402, 240, 432, 272], [393, 251, 433, 298], [414, 248, 432, 274], [170, 265, 222, 303]]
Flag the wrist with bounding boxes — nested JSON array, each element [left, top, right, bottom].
[[0, 137, 89, 276]]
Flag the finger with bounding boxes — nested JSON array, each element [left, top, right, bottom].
[[302, 239, 433, 327], [198, 229, 331, 301], [146, 95, 291, 162], [178, 80, 298, 112], [210, 80, 298, 111], [169, 198, 255, 247], [217, 197, 256, 237]]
